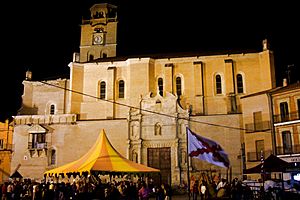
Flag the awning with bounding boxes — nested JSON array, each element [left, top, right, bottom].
[[244, 154, 290, 174], [10, 170, 23, 179], [44, 129, 160, 176]]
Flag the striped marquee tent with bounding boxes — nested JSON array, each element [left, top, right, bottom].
[[44, 129, 160, 177]]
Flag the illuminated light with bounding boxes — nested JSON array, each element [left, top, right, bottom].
[[294, 173, 300, 181]]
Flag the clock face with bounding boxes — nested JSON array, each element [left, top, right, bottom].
[[93, 35, 103, 44]]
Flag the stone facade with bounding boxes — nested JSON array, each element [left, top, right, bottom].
[[12, 117, 128, 180], [11, 3, 277, 185], [19, 79, 70, 116]]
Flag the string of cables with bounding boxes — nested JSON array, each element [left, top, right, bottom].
[[38, 78, 270, 133]]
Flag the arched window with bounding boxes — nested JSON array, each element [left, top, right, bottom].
[[237, 74, 244, 93], [155, 123, 162, 135], [100, 81, 106, 99], [176, 77, 182, 96], [216, 75, 222, 94], [89, 54, 94, 61], [119, 80, 125, 98], [50, 104, 55, 115], [50, 149, 56, 165], [158, 78, 163, 96], [132, 151, 138, 163]]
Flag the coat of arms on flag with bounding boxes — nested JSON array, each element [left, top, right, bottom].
[[187, 127, 230, 168]]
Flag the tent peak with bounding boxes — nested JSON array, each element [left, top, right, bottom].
[[44, 129, 160, 177]]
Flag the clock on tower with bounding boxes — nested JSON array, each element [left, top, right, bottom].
[[93, 34, 104, 45], [79, 3, 117, 62]]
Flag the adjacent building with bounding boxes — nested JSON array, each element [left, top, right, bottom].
[[241, 81, 300, 180], [0, 119, 13, 183], [272, 82, 300, 180], [11, 3, 277, 185]]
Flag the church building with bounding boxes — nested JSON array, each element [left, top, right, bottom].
[[11, 3, 276, 185]]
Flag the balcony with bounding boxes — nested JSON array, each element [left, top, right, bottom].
[[276, 144, 300, 155], [273, 111, 300, 124], [0, 143, 14, 151], [247, 150, 272, 162], [245, 121, 271, 133], [28, 142, 48, 150]]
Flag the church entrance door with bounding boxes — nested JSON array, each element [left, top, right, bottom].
[[147, 147, 171, 185]]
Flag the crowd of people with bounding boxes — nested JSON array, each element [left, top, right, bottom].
[[189, 175, 246, 200], [1, 174, 300, 200], [188, 173, 300, 200], [0, 177, 171, 200]]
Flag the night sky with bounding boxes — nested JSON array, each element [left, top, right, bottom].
[[1, 0, 299, 122]]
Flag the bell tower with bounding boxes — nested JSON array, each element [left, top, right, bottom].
[[79, 3, 117, 62]]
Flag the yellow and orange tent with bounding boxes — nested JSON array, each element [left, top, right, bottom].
[[44, 129, 160, 176]]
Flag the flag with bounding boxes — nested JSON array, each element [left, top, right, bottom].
[[187, 127, 230, 168]]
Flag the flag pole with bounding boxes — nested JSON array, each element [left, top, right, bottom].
[[260, 150, 265, 198], [186, 126, 191, 200]]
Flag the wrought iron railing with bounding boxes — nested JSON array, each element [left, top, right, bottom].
[[245, 121, 271, 133], [247, 145, 300, 160], [0, 143, 14, 151], [273, 111, 300, 123], [28, 142, 48, 150], [247, 150, 272, 162], [276, 144, 300, 155]]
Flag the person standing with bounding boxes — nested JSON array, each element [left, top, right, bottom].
[[162, 183, 171, 200], [199, 180, 207, 200], [1, 182, 7, 200], [138, 182, 150, 200], [154, 185, 165, 200], [192, 180, 199, 200], [6, 182, 13, 200]]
